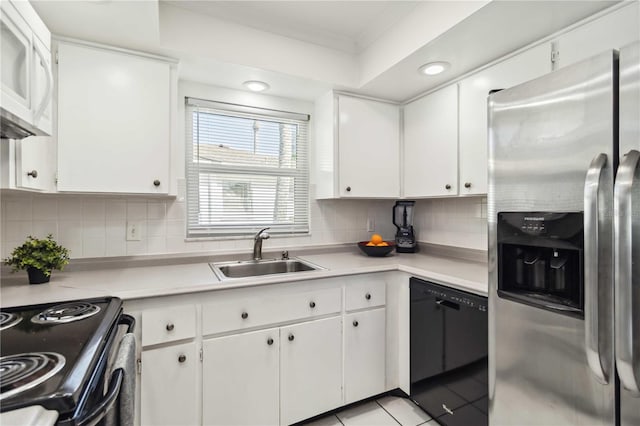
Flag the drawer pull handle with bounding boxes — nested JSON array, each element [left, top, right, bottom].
[[353, 320, 359, 327], [288, 334, 295, 342], [309, 301, 316, 308], [166, 323, 174, 331], [267, 338, 274, 346], [178, 354, 186, 363], [241, 312, 248, 319], [365, 293, 372, 300]]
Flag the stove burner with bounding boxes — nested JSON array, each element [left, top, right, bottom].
[[0, 312, 22, 330], [31, 302, 101, 324], [0, 353, 65, 401]]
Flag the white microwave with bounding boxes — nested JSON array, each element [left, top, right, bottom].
[[0, 0, 52, 139]]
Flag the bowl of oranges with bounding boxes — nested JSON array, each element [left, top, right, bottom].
[[357, 234, 395, 257]]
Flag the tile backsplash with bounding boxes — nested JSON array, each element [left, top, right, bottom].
[[0, 193, 487, 259]]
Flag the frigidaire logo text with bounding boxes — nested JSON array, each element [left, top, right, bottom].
[[524, 217, 544, 221]]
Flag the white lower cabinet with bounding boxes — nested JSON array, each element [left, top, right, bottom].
[[203, 328, 280, 426], [344, 308, 386, 404], [280, 316, 343, 425], [140, 341, 198, 426]]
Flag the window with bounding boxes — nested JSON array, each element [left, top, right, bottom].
[[185, 98, 310, 238]]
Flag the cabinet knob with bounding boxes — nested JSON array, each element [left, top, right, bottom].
[[464, 182, 472, 189], [445, 184, 451, 190], [178, 354, 186, 363], [288, 334, 295, 342], [309, 301, 316, 308], [346, 186, 351, 192], [365, 293, 372, 300], [27, 170, 38, 178], [267, 337, 274, 346], [241, 312, 248, 319], [353, 320, 359, 327], [166, 323, 174, 331], [153, 179, 161, 187]]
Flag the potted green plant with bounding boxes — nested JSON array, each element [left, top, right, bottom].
[[4, 235, 70, 284]]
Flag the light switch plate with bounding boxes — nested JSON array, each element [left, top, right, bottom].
[[126, 221, 142, 241]]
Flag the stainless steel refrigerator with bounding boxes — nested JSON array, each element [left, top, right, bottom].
[[488, 41, 639, 425]]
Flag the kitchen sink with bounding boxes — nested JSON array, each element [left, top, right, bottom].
[[210, 257, 324, 280]]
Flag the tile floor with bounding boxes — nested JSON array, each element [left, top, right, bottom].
[[303, 396, 433, 426]]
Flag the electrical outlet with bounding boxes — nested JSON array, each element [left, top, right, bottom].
[[367, 217, 375, 232], [126, 222, 142, 241]]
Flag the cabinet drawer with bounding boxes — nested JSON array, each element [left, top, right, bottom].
[[345, 278, 386, 311], [141, 305, 196, 347], [203, 286, 341, 335]]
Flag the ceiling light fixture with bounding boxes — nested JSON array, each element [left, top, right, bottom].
[[243, 80, 270, 92], [418, 61, 451, 76]]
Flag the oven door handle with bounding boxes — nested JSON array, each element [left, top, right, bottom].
[[77, 368, 124, 426], [119, 313, 135, 333]]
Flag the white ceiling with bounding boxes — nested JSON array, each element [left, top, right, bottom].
[[163, 1, 420, 55], [32, 0, 620, 102]]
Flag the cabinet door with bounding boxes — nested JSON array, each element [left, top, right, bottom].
[[202, 328, 280, 426], [15, 136, 55, 191], [280, 316, 342, 425], [337, 96, 399, 198], [459, 43, 551, 195], [344, 308, 386, 404], [403, 85, 458, 197], [57, 42, 170, 194], [141, 342, 198, 426], [557, 2, 639, 69], [31, 36, 52, 135]]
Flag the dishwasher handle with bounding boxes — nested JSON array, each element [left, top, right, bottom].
[[436, 299, 460, 310]]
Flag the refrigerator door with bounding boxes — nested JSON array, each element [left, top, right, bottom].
[[617, 41, 640, 426], [488, 51, 616, 424]]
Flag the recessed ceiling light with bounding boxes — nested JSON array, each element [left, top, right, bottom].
[[418, 61, 451, 76], [243, 80, 270, 92]]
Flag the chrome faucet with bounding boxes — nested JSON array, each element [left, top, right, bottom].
[[252, 227, 270, 260]]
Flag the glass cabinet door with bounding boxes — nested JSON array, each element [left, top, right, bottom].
[[0, 2, 32, 122]]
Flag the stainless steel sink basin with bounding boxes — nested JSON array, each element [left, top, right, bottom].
[[210, 258, 324, 280]]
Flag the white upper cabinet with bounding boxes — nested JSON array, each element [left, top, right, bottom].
[[555, 2, 640, 69], [0, 0, 52, 137], [458, 43, 551, 195], [314, 92, 400, 199], [56, 41, 173, 194], [403, 84, 458, 198]]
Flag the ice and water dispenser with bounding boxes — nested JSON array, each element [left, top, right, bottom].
[[497, 212, 584, 318]]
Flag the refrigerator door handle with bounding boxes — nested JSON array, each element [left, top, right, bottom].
[[614, 149, 640, 394], [584, 152, 609, 385]]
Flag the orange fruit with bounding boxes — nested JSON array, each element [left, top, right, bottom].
[[366, 242, 376, 246], [370, 234, 383, 245], [377, 242, 389, 246]]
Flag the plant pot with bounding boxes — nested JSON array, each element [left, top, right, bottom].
[[27, 267, 50, 284]]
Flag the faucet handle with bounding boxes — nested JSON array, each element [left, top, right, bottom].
[[282, 250, 289, 260], [255, 227, 271, 240]]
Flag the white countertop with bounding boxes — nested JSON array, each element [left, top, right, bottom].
[[0, 247, 487, 307]]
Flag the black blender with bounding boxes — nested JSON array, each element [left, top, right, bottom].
[[393, 200, 417, 253]]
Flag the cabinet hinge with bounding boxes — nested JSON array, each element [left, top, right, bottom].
[[55, 51, 59, 64], [199, 348, 203, 362], [136, 358, 142, 375], [550, 41, 560, 71]]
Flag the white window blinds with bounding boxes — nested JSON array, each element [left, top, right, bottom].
[[185, 98, 310, 238]]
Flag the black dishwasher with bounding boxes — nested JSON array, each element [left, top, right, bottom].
[[410, 277, 488, 426]]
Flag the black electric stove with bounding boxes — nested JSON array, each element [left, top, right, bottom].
[[0, 297, 125, 424]]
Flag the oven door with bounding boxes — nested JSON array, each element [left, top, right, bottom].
[[60, 314, 135, 426]]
